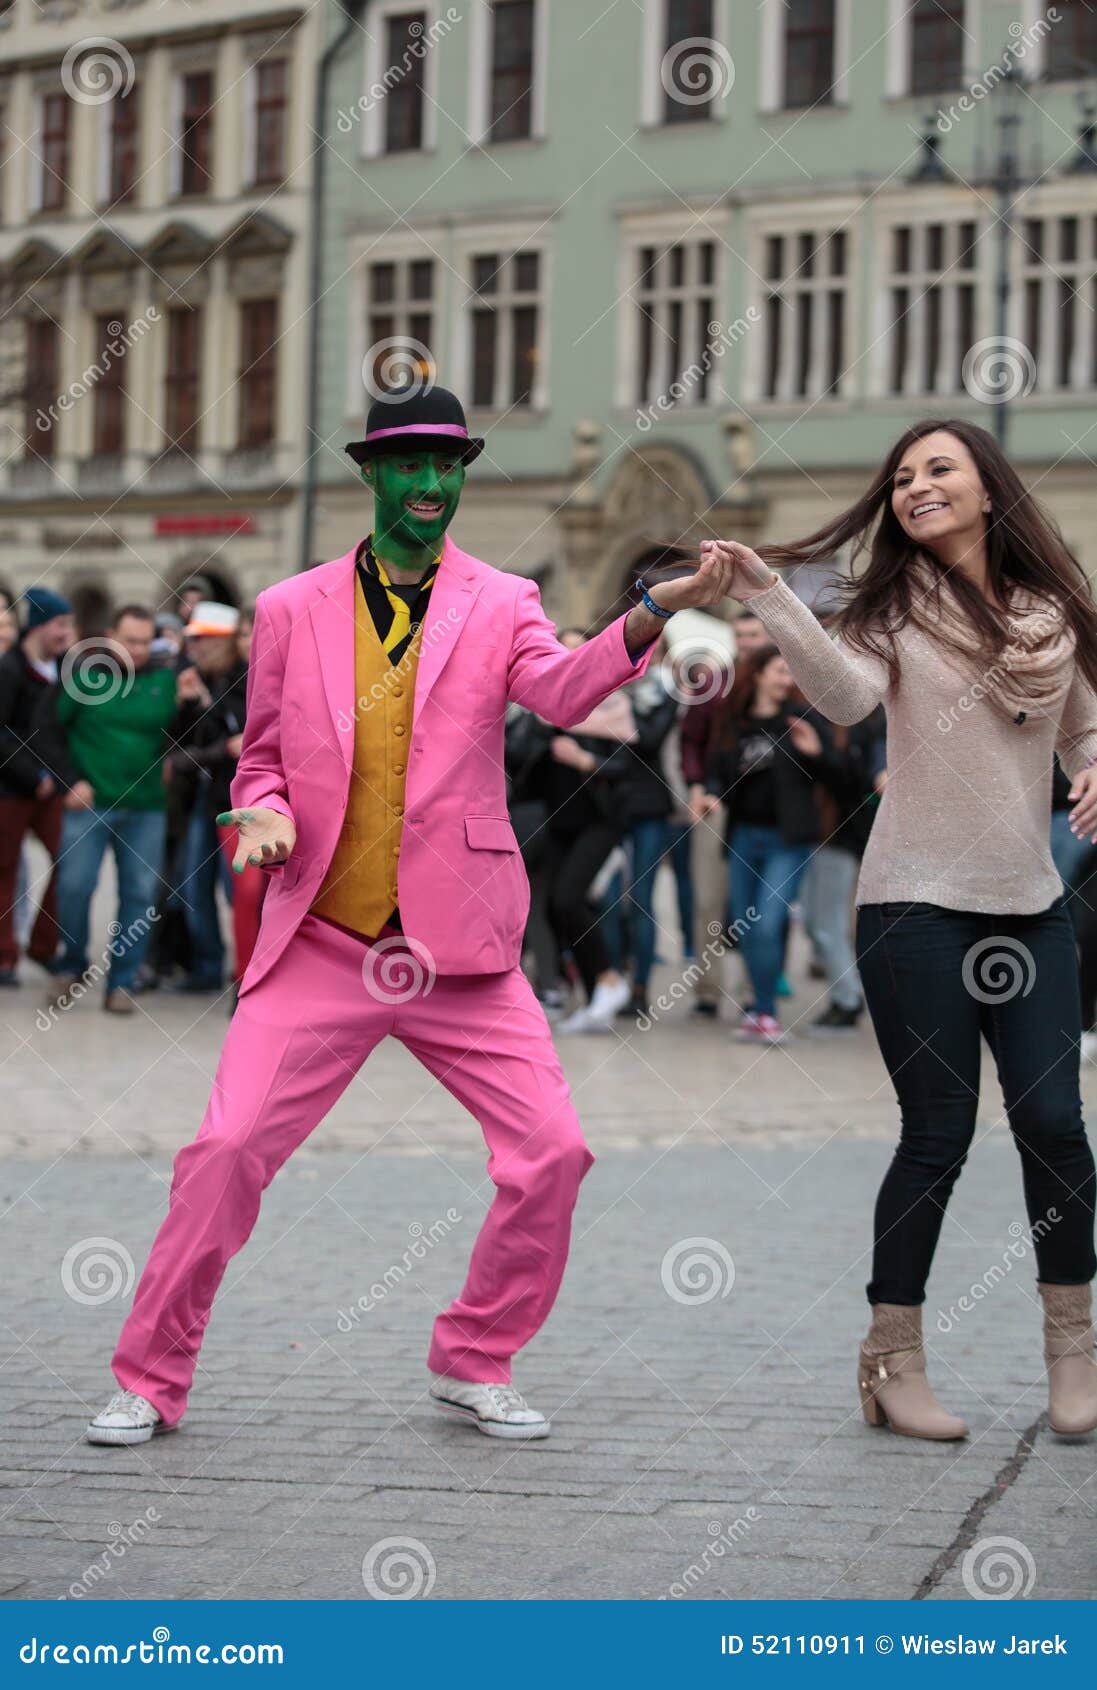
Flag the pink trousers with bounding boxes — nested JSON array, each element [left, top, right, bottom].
[[112, 914, 593, 1424]]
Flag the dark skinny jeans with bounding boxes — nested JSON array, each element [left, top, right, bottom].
[[856, 897, 1096, 1306]]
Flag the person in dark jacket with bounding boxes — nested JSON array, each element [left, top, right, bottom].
[[168, 603, 262, 990], [0, 587, 74, 984], [698, 642, 846, 1044]]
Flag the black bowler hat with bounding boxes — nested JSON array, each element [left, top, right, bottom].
[[345, 384, 484, 468]]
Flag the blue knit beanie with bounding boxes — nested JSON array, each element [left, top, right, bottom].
[[23, 587, 73, 632]]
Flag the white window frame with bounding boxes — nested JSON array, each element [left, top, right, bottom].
[[742, 201, 859, 406], [885, 0, 982, 98], [362, 0, 440, 159], [346, 227, 446, 424], [869, 194, 987, 400], [758, 0, 852, 113], [641, 0, 733, 126], [467, 0, 548, 146], [615, 207, 730, 411], [1013, 184, 1097, 396], [452, 221, 551, 412]]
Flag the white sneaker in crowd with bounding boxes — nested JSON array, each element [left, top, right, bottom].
[[86, 1389, 174, 1446], [428, 1374, 550, 1439], [557, 975, 631, 1033]]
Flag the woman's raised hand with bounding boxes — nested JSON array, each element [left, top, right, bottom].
[[699, 540, 777, 600]]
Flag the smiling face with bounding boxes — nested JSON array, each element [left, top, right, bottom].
[[363, 450, 466, 555], [891, 429, 990, 555]]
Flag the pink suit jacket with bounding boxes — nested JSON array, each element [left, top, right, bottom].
[[231, 535, 657, 992]]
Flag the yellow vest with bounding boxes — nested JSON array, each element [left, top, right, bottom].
[[310, 579, 422, 938]]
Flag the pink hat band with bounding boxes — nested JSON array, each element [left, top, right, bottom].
[[363, 422, 471, 444]]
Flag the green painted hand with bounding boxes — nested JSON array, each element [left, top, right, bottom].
[[216, 808, 297, 874]]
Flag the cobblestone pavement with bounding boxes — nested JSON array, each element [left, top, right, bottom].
[[2, 880, 1095, 1602]]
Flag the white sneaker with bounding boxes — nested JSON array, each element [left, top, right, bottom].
[[428, 1374, 550, 1439], [558, 976, 630, 1033], [86, 1389, 173, 1446], [1082, 1031, 1097, 1065]]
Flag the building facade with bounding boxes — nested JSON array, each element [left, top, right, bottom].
[[314, 0, 1097, 626], [0, 0, 320, 622]]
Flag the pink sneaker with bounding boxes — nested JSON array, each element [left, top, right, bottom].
[[736, 1012, 787, 1045]]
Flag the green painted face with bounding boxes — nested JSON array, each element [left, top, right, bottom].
[[363, 451, 466, 560]]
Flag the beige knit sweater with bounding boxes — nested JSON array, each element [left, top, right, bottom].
[[748, 574, 1097, 914]]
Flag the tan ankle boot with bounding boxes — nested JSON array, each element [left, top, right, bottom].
[[1038, 1282, 1097, 1436], [858, 1303, 968, 1440]]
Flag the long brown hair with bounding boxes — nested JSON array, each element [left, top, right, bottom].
[[713, 642, 783, 753], [758, 418, 1097, 693]]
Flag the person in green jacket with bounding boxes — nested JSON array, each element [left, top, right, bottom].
[[40, 605, 181, 1014]]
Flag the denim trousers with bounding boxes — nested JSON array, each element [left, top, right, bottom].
[[55, 807, 167, 992], [728, 824, 811, 1018]]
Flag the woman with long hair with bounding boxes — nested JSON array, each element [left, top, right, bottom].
[[697, 643, 846, 1043], [705, 418, 1097, 1442]]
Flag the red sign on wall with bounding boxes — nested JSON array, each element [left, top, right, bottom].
[[154, 514, 255, 536]]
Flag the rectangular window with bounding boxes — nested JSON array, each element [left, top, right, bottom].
[[383, 13, 426, 152], [179, 71, 213, 196], [92, 314, 126, 457], [759, 223, 848, 400], [253, 59, 287, 184], [489, 1, 535, 142], [910, 0, 964, 96], [634, 236, 718, 406], [784, 0, 835, 108], [663, 0, 716, 123], [1046, 0, 1097, 79], [238, 300, 278, 447], [886, 219, 983, 397], [24, 318, 59, 460], [365, 256, 436, 395], [164, 307, 202, 453], [40, 93, 70, 212], [468, 248, 541, 408], [107, 83, 139, 205], [1017, 210, 1097, 392]]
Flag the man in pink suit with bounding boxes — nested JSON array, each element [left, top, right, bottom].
[[87, 385, 732, 1445]]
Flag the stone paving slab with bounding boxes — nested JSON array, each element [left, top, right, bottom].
[[2, 1138, 1094, 1601]]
